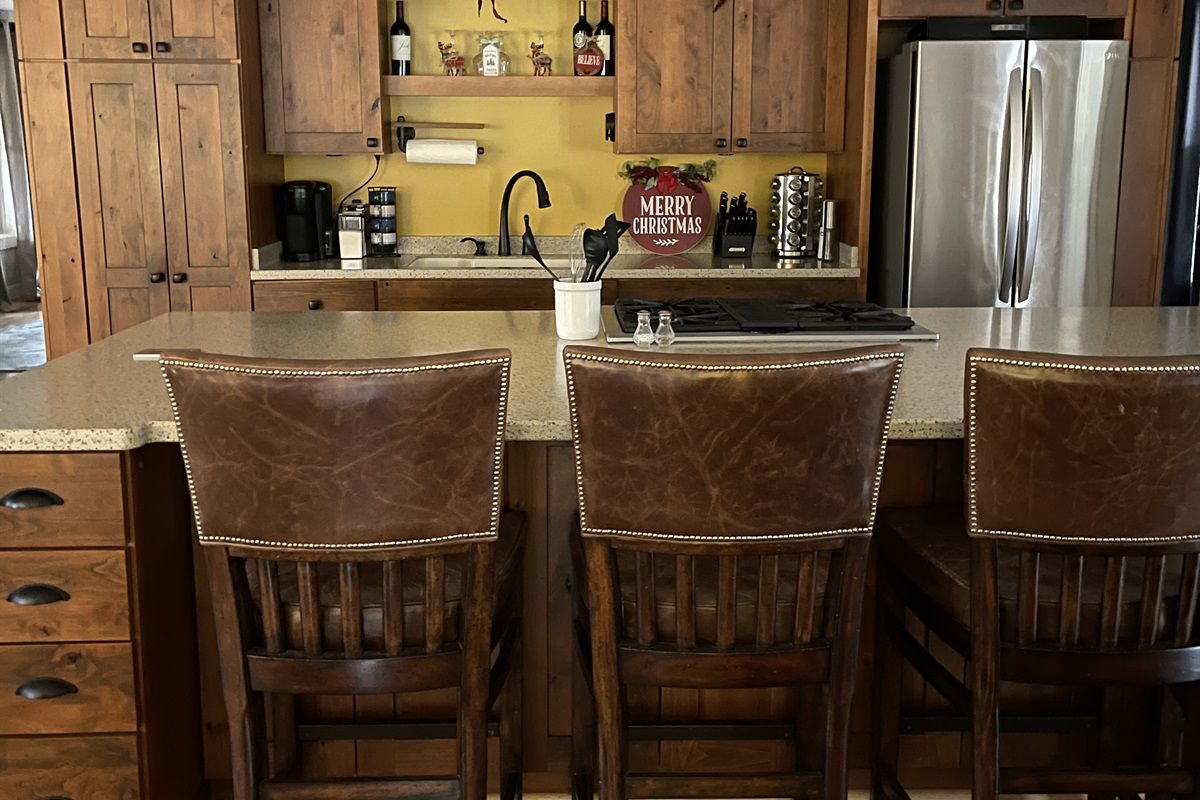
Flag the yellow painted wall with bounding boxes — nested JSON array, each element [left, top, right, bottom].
[[282, 0, 827, 236]]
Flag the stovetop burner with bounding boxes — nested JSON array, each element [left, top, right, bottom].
[[613, 298, 917, 335]]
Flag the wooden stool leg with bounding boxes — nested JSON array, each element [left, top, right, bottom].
[[970, 540, 1000, 800], [823, 540, 868, 800], [500, 623, 524, 800], [572, 653, 595, 800], [460, 545, 495, 800], [585, 539, 626, 800], [872, 580, 904, 800], [1182, 683, 1200, 800]]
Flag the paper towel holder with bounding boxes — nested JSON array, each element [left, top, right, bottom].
[[396, 116, 486, 155]]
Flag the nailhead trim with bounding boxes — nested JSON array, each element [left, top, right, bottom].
[[161, 355, 511, 550], [563, 350, 905, 542], [966, 353, 1200, 544]]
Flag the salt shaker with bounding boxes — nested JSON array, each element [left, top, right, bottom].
[[654, 310, 676, 346], [632, 310, 655, 347]]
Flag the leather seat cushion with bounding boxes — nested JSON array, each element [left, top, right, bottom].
[[249, 511, 524, 653], [877, 507, 1181, 646]]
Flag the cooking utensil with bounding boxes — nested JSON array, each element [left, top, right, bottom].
[[593, 214, 631, 281], [522, 215, 560, 279]]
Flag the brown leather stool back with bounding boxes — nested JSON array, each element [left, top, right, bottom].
[[967, 346, 1200, 657], [563, 345, 903, 800]]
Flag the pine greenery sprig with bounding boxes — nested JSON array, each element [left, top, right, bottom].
[[619, 158, 718, 192]]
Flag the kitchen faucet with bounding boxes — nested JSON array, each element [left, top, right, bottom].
[[498, 170, 551, 256]]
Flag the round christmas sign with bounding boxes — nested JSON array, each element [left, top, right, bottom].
[[618, 159, 716, 256]]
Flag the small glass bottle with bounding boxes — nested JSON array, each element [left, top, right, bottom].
[[654, 311, 676, 346], [474, 32, 511, 77], [632, 310, 655, 347]]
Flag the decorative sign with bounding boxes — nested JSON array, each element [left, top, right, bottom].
[[574, 39, 605, 76], [622, 181, 711, 255]]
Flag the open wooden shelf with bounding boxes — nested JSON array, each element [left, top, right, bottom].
[[383, 75, 615, 97]]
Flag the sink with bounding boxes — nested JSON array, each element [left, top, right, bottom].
[[409, 256, 572, 271]]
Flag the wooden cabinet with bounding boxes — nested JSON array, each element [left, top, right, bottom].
[[252, 279, 378, 311], [258, 0, 385, 154], [62, 0, 236, 60], [156, 63, 251, 312], [879, 0, 1128, 16], [616, 0, 846, 154]]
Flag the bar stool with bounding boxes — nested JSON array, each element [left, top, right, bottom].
[[160, 349, 524, 800], [563, 344, 905, 800], [872, 348, 1200, 800]]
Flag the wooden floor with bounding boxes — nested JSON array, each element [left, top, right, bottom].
[[0, 306, 45, 371]]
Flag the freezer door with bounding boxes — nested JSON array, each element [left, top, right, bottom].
[[1017, 40, 1129, 307], [907, 41, 1026, 307]]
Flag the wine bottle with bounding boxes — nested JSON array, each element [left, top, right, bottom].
[[595, 0, 615, 76], [572, 0, 593, 77], [390, 1, 411, 77]]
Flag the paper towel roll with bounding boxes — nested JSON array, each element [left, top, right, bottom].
[[405, 139, 479, 165]]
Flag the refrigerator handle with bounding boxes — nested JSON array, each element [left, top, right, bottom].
[[1019, 67, 1045, 304], [999, 69, 1024, 304]]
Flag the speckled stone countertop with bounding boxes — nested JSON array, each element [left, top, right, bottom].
[[2, 307, 1200, 451], [251, 252, 860, 281]]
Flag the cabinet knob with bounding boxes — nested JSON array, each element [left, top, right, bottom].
[[132, 42, 149, 53], [715, 138, 729, 149], [736, 138, 749, 148], [171, 273, 187, 284], [149, 272, 165, 284], [366, 137, 380, 148], [988, 0, 1002, 8], [7, 584, 70, 606], [155, 42, 171, 53], [1008, 0, 1023, 7], [1, 487, 64, 510], [15, 677, 78, 700], [307, 300, 323, 311]]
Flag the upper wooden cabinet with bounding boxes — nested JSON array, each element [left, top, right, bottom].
[[615, 0, 846, 154], [879, 0, 1128, 17], [61, 0, 237, 60], [258, 0, 385, 154]]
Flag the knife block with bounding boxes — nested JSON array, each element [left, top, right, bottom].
[[714, 209, 757, 258]]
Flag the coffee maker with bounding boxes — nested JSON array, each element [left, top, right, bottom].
[[277, 181, 336, 262]]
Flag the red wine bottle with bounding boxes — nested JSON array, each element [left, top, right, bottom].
[[390, 1, 411, 76], [572, 1, 593, 76], [595, 0, 615, 76]]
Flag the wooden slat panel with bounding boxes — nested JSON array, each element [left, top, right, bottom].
[[794, 552, 817, 645], [425, 557, 445, 653], [636, 552, 655, 646], [1176, 553, 1200, 647], [1017, 552, 1040, 646], [257, 559, 284, 654], [756, 555, 779, 649], [1058, 554, 1083, 648], [383, 560, 404, 656], [297, 562, 321, 656], [717, 556, 736, 652], [339, 562, 363, 657], [676, 555, 695, 649], [1139, 555, 1167, 648], [1100, 555, 1126, 649]]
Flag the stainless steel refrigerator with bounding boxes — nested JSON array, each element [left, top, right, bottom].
[[874, 38, 1130, 308]]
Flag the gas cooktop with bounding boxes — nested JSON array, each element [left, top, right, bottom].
[[605, 298, 939, 343]]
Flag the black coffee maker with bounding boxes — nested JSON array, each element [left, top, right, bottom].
[[277, 181, 336, 262]]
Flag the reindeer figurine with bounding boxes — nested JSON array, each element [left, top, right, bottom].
[[438, 41, 466, 76], [529, 41, 553, 76]]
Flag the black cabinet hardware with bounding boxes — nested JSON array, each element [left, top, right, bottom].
[[716, 138, 728, 148], [307, 300, 323, 310], [367, 137, 379, 148], [7, 584, 70, 606], [155, 42, 171, 52], [171, 273, 187, 283], [15, 677, 78, 700], [149, 272, 165, 283], [1, 488, 64, 510], [132, 42, 149, 53], [736, 138, 749, 148]]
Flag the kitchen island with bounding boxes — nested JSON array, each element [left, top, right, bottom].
[[3, 306, 1200, 797]]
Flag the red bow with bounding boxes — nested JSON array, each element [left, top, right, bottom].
[[656, 168, 678, 194]]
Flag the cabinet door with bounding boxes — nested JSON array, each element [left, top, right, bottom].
[[733, 0, 847, 152], [259, 0, 384, 154], [69, 63, 170, 338], [877, 0, 1003, 16], [156, 63, 251, 312], [149, 0, 238, 59], [62, 0, 153, 59], [615, 0, 734, 154]]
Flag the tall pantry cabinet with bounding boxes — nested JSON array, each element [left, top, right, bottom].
[[14, 0, 281, 358]]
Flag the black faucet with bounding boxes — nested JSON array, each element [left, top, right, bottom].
[[498, 170, 551, 256]]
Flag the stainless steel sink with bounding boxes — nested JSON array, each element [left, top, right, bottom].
[[408, 256, 571, 271]]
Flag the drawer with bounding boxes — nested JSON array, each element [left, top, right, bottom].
[[0, 734, 139, 800], [253, 279, 377, 311], [0, 550, 129, 643], [0, 453, 125, 549], [0, 643, 137, 734]]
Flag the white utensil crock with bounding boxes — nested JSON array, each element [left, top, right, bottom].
[[554, 280, 602, 340]]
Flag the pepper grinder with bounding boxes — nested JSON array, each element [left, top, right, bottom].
[[817, 199, 838, 262]]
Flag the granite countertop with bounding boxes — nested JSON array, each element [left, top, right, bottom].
[[252, 252, 860, 281], [2, 307, 1200, 451]]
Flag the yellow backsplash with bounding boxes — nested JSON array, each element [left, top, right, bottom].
[[281, 1, 826, 236]]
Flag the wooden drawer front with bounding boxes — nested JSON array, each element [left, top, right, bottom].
[[0, 551, 129, 643], [0, 643, 137, 734], [377, 279, 563, 311], [0, 453, 125, 549], [0, 734, 139, 800], [253, 279, 377, 311]]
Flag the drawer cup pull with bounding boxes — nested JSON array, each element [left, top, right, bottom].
[[16, 677, 78, 700], [1, 487, 64, 510], [7, 584, 71, 606]]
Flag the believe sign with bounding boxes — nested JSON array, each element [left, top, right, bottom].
[[621, 180, 711, 255]]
